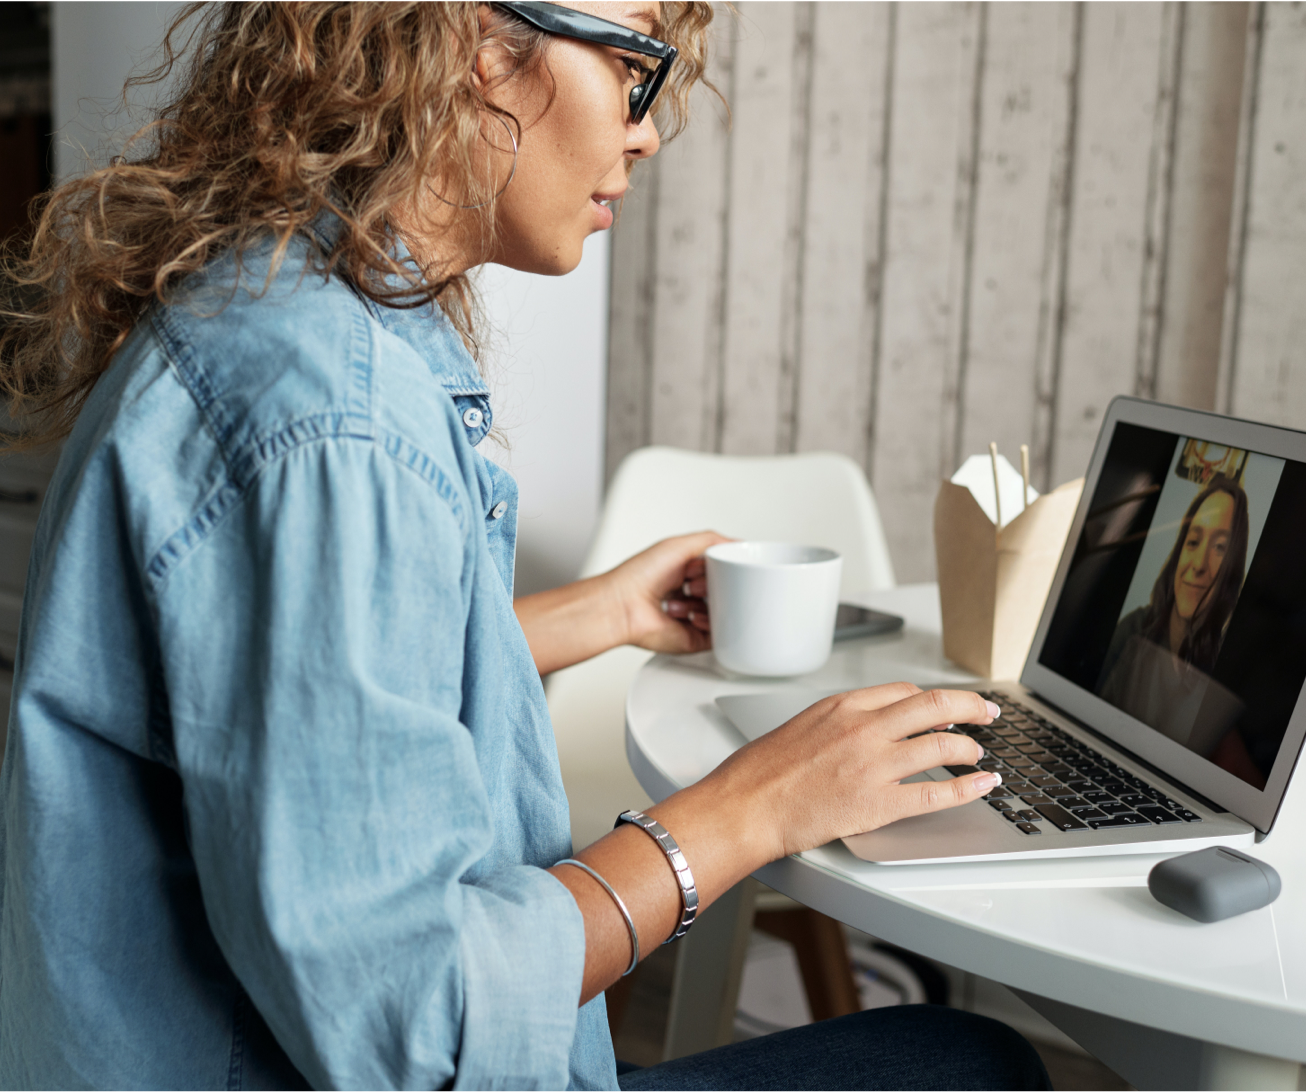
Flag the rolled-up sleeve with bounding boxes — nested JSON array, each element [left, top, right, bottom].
[[152, 435, 585, 1090]]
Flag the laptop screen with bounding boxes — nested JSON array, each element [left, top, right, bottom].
[[1028, 404, 1306, 831]]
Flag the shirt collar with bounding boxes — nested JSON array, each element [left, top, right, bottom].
[[306, 211, 490, 399]]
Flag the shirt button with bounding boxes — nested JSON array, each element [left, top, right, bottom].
[[462, 407, 484, 428], [490, 501, 508, 520]]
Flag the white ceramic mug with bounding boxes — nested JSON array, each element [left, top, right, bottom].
[[705, 542, 843, 677]]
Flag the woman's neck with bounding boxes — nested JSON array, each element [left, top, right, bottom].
[[1168, 607, 1187, 657]]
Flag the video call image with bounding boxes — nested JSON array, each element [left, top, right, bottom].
[[1040, 424, 1306, 791]]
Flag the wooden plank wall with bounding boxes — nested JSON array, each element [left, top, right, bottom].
[[607, 1, 1302, 582]]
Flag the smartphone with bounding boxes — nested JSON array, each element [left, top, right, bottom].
[[833, 603, 904, 642]]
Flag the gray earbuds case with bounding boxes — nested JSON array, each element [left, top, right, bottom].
[[1147, 846, 1281, 923]]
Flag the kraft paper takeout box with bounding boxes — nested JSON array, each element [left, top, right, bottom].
[[934, 472, 1084, 680]]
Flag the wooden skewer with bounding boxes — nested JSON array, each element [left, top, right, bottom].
[[989, 441, 1002, 543], [1020, 443, 1031, 513]]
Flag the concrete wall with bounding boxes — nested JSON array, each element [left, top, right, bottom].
[[607, 2, 1303, 584]]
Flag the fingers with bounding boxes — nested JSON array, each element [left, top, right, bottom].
[[881, 768, 1002, 827], [663, 596, 710, 632], [883, 727, 985, 782], [872, 688, 999, 742], [822, 681, 922, 715], [681, 576, 707, 598]]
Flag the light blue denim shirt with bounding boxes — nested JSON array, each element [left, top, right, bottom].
[[0, 227, 617, 1090]]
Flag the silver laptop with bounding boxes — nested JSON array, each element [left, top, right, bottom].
[[718, 397, 1306, 864]]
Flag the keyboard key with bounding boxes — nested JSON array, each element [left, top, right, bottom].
[[945, 765, 982, 777], [989, 799, 1012, 811], [987, 787, 1014, 799], [1069, 807, 1107, 820], [1016, 809, 1043, 823], [992, 748, 1021, 759], [1083, 791, 1114, 804], [1064, 780, 1096, 793], [1019, 793, 1054, 806], [1098, 780, 1129, 794], [1099, 801, 1133, 815], [1030, 775, 1061, 788], [1044, 765, 1076, 780], [1174, 809, 1202, 822], [1016, 822, 1042, 835], [1046, 786, 1079, 799], [1087, 813, 1150, 829], [1003, 809, 1025, 822], [1006, 757, 1036, 769], [1003, 780, 1033, 793], [1054, 796, 1089, 809], [1118, 794, 1152, 808], [1034, 803, 1088, 831], [1136, 805, 1181, 824]]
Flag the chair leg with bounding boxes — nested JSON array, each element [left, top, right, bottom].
[[754, 907, 861, 1022], [661, 877, 759, 1060]]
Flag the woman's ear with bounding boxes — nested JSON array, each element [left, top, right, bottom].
[[472, 3, 499, 91]]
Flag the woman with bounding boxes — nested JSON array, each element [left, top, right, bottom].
[[0, 4, 1048, 1088], [1098, 476, 1250, 750]]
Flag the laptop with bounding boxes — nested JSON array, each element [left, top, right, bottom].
[[717, 397, 1306, 864]]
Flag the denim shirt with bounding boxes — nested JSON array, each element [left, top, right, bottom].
[[0, 231, 617, 1090]]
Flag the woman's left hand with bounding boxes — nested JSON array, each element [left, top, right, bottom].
[[606, 531, 731, 654], [514, 531, 730, 675]]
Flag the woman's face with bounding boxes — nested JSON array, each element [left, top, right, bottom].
[[1173, 491, 1236, 620], [461, 2, 662, 276]]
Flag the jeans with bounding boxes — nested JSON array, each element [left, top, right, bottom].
[[617, 1006, 1052, 1091]]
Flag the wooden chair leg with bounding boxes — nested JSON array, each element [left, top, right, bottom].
[[754, 907, 861, 1022]]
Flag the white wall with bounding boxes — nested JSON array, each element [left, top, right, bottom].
[[50, 1, 608, 596], [51, 2, 188, 182], [477, 244, 608, 597]]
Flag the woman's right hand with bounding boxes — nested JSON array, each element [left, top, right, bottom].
[[556, 682, 1001, 1003], [653, 684, 1001, 894]]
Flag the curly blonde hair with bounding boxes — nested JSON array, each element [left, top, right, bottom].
[[0, 1, 716, 449]]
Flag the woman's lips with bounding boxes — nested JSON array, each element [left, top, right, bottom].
[[590, 197, 614, 230]]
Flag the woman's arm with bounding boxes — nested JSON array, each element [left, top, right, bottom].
[[549, 684, 1003, 1004], [514, 531, 727, 675]]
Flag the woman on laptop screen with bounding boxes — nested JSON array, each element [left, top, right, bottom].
[[1098, 475, 1249, 753]]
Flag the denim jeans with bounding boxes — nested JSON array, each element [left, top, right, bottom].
[[617, 1006, 1052, 1091]]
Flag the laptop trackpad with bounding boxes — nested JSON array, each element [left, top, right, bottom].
[[842, 772, 1008, 864]]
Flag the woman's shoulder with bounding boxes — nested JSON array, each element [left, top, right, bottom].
[[149, 234, 478, 475]]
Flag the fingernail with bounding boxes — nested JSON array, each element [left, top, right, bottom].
[[975, 744, 985, 760], [975, 771, 1001, 791], [985, 700, 1001, 719], [682, 581, 693, 597], [660, 599, 669, 613]]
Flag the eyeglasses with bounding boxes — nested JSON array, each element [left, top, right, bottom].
[[495, 1, 678, 125]]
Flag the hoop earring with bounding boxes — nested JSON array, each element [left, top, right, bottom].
[[429, 113, 519, 210]]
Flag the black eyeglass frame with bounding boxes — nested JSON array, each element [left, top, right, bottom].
[[494, 1, 677, 125]]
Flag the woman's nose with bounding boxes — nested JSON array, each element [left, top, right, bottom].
[[627, 112, 660, 161]]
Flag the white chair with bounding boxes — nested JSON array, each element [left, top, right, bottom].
[[547, 447, 896, 1056], [547, 446, 897, 851]]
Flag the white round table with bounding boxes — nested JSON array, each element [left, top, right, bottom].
[[625, 584, 1306, 1090]]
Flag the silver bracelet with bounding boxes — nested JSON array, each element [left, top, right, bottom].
[[615, 810, 699, 943], [554, 858, 640, 977]]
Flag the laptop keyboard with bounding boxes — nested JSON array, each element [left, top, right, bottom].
[[945, 693, 1203, 836]]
